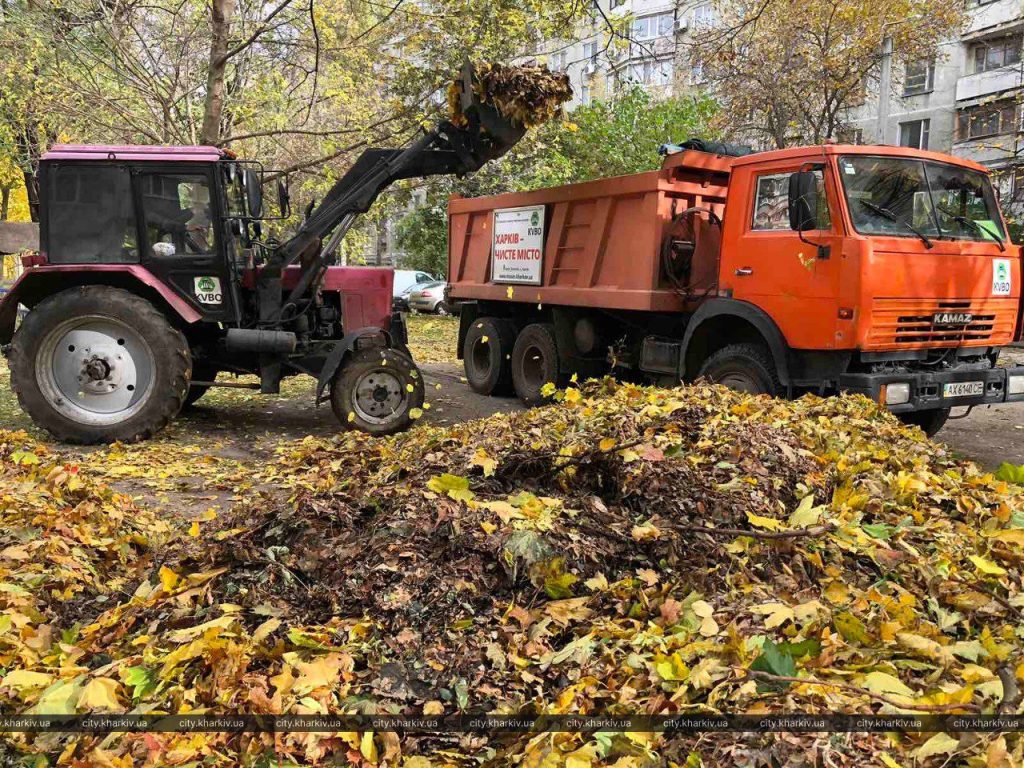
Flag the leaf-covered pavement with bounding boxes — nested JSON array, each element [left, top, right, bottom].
[[0, 373, 1023, 767]]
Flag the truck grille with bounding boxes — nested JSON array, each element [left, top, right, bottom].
[[867, 298, 1017, 349]]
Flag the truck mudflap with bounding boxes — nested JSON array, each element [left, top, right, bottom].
[[839, 365, 1024, 413]]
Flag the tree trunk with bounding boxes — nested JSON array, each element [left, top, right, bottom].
[[1, 187, 9, 220], [201, 0, 234, 146]]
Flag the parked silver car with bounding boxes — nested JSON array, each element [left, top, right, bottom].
[[407, 280, 450, 315]]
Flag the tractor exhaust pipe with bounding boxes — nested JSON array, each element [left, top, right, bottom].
[[225, 329, 297, 354]]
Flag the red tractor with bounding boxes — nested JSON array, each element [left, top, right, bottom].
[[0, 66, 526, 443]]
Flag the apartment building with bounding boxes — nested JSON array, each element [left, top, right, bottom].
[[843, 0, 1024, 208]]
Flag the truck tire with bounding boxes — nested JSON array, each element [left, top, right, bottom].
[[697, 343, 781, 396], [897, 408, 950, 438], [463, 317, 516, 396], [183, 364, 219, 408], [512, 323, 560, 406], [330, 347, 425, 436], [9, 286, 190, 444]]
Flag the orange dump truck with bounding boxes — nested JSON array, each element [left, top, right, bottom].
[[447, 143, 1024, 435]]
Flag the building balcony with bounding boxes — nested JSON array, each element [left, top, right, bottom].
[[956, 66, 1023, 102], [965, 0, 1024, 36]]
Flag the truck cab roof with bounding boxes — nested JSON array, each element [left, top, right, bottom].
[[42, 145, 225, 163]]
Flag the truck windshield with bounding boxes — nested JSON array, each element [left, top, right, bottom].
[[838, 155, 1005, 244]]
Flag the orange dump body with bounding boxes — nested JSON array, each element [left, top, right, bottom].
[[448, 150, 729, 313]]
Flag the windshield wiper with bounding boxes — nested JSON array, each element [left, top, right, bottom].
[[860, 200, 933, 249], [939, 209, 1006, 252]]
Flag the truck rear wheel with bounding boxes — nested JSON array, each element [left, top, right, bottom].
[[897, 408, 950, 437], [9, 286, 190, 444], [463, 317, 516, 395], [512, 323, 560, 406], [697, 343, 781, 396], [330, 347, 425, 436]]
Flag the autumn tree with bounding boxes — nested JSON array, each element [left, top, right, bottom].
[[690, 0, 964, 148]]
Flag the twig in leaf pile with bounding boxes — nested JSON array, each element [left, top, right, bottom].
[[743, 669, 980, 713], [674, 523, 836, 540]]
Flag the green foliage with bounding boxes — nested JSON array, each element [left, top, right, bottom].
[[995, 462, 1024, 484], [395, 88, 716, 272]]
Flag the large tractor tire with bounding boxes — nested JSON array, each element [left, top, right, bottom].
[[9, 286, 190, 444], [183, 363, 220, 408], [330, 347, 425, 436], [511, 323, 561, 406], [463, 316, 517, 396], [897, 408, 950, 437], [697, 343, 781, 396]]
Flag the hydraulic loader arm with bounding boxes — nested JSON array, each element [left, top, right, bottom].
[[259, 64, 526, 325]]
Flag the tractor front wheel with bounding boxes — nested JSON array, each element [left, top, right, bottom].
[[9, 286, 190, 444], [330, 347, 425, 436]]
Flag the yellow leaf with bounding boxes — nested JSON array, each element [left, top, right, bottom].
[[252, 618, 282, 644], [159, 566, 179, 592], [788, 495, 822, 527], [188, 520, 200, 537], [631, 521, 661, 541], [2, 670, 53, 690], [77, 678, 121, 711], [599, 438, 617, 451], [423, 701, 444, 715], [746, 511, 785, 531], [471, 448, 496, 477], [480, 521, 497, 535], [751, 602, 795, 629], [861, 671, 914, 700], [915, 732, 959, 760], [969, 555, 1007, 576], [360, 731, 379, 762]]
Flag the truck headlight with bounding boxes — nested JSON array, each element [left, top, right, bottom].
[[1009, 375, 1024, 395], [884, 382, 911, 405]]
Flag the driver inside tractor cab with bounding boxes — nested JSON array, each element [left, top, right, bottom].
[[142, 174, 215, 256]]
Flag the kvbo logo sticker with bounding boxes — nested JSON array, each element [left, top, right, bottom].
[[194, 276, 223, 305], [992, 258, 1012, 297]]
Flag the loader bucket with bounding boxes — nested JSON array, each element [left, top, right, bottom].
[[453, 62, 527, 162]]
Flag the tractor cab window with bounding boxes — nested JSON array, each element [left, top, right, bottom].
[[45, 164, 138, 264], [141, 173, 216, 257]]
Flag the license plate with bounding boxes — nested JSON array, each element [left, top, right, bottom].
[[943, 381, 984, 398]]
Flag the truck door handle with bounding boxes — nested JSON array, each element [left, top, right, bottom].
[[735, 267, 753, 276]]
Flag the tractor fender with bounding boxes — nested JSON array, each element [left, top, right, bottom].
[[679, 298, 791, 386], [315, 326, 395, 403], [0, 265, 202, 345]]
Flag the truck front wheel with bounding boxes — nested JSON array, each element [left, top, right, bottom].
[[330, 347, 425, 435], [9, 286, 190, 444], [463, 316, 516, 395], [697, 343, 781, 396], [897, 408, 950, 437], [512, 323, 561, 406]]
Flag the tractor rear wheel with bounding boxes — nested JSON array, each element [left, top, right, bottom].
[[330, 347, 425, 436], [9, 286, 190, 444]]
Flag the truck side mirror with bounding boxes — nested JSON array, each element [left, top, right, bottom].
[[788, 171, 818, 232], [244, 169, 263, 219], [277, 180, 290, 217]]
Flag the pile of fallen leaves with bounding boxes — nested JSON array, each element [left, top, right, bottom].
[[2, 382, 1024, 767], [448, 62, 572, 129]]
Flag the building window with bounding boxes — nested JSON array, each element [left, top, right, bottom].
[[838, 127, 864, 144], [691, 4, 715, 27], [580, 84, 592, 104], [899, 119, 930, 150], [610, 0, 625, 9], [625, 58, 673, 86], [632, 12, 673, 40], [972, 35, 1022, 74], [583, 40, 598, 62], [956, 100, 1017, 140], [689, 60, 705, 85], [548, 50, 568, 71], [903, 58, 934, 95]]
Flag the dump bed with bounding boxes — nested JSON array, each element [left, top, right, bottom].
[[447, 151, 732, 312]]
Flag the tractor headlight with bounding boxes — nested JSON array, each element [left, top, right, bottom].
[[884, 382, 911, 405], [1009, 375, 1024, 395]]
